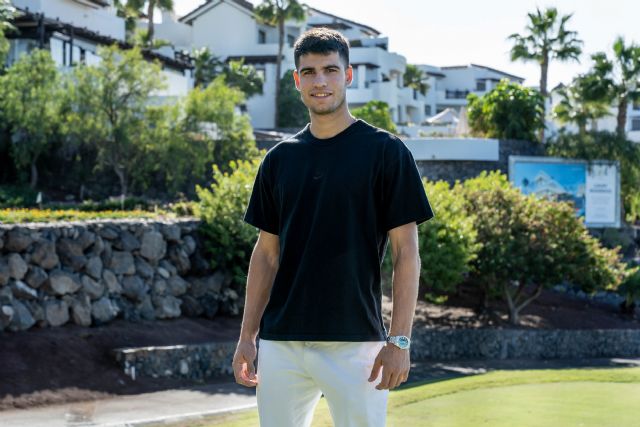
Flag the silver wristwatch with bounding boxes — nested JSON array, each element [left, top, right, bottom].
[[386, 335, 411, 350]]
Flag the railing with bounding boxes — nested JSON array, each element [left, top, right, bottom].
[[445, 90, 470, 99]]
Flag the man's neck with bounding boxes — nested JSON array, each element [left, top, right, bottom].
[[309, 107, 356, 139]]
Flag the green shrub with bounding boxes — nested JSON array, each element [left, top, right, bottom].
[[461, 171, 628, 324], [195, 155, 263, 290], [381, 179, 479, 303], [0, 184, 38, 208], [618, 263, 640, 314], [418, 179, 479, 300]]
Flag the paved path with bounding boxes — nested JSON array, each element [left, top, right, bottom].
[[3, 357, 639, 427]]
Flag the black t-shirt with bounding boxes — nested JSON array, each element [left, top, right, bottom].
[[243, 119, 434, 341]]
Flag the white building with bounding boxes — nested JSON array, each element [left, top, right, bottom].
[[7, 0, 193, 99], [418, 63, 525, 116], [160, 1, 430, 129]]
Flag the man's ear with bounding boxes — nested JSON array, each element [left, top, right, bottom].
[[293, 70, 301, 91], [346, 65, 353, 87]]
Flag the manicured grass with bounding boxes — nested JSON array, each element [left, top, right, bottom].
[[153, 367, 640, 427]]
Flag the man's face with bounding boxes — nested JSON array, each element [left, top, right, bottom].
[[293, 51, 353, 116]]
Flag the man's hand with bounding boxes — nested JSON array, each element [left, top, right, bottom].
[[232, 340, 258, 387], [368, 344, 410, 390]]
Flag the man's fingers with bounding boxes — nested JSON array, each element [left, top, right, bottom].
[[247, 360, 257, 380], [368, 357, 383, 382], [376, 369, 395, 390]]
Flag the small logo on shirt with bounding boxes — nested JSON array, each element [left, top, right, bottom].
[[313, 174, 324, 180]]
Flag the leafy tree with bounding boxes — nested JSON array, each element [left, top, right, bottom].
[[580, 37, 640, 136], [552, 75, 611, 135], [254, 0, 306, 125], [403, 64, 429, 96], [276, 69, 308, 128], [509, 7, 583, 140], [467, 80, 544, 141], [192, 48, 263, 97], [462, 171, 628, 325], [0, 0, 16, 66], [64, 45, 166, 197], [0, 50, 63, 188], [168, 75, 258, 193], [351, 100, 397, 134]]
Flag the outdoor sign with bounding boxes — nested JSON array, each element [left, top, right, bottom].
[[508, 156, 621, 228]]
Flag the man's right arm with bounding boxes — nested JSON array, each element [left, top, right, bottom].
[[232, 229, 279, 387]]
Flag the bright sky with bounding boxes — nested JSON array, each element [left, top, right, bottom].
[[174, 0, 640, 88]]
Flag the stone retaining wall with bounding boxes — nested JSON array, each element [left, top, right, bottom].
[[410, 328, 640, 360], [112, 329, 640, 381], [0, 218, 241, 332]]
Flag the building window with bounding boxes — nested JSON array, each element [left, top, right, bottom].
[[424, 105, 432, 116], [258, 30, 266, 44], [476, 80, 486, 91], [633, 101, 640, 111], [287, 34, 295, 47], [632, 117, 640, 131]]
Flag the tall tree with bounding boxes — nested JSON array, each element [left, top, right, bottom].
[[580, 37, 640, 136], [64, 45, 166, 197], [509, 7, 583, 141], [254, 0, 306, 125], [403, 64, 430, 96], [0, 50, 63, 188], [552, 75, 610, 135]]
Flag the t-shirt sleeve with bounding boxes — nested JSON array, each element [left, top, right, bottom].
[[381, 138, 435, 232], [243, 154, 279, 235]]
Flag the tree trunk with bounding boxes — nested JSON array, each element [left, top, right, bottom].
[[617, 96, 628, 136], [147, 0, 155, 43], [504, 281, 544, 325], [538, 56, 549, 143], [114, 165, 127, 199], [29, 157, 38, 189], [274, 17, 284, 127]]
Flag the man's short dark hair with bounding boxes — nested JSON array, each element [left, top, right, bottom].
[[293, 28, 350, 70]]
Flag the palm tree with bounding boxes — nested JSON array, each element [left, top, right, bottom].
[[254, 0, 306, 126], [403, 64, 430, 96], [114, 0, 173, 44], [509, 7, 583, 141], [145, 0, 174, 43], [553, 76, 610, 135], [580, 37, 640, 136]]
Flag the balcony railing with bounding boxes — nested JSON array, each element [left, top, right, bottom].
[[445, 90, 470, 99]]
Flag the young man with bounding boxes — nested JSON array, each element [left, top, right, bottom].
[[233, 28, 434, 426]]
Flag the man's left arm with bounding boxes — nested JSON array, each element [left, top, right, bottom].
[[368, 221, 420, 390]]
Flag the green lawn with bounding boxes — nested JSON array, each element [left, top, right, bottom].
[[152, 367, 640, 427]]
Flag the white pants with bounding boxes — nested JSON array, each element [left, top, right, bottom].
[[256, 339, 389, 427]]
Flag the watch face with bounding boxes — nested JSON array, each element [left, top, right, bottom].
[[398, 336, 409, 348]]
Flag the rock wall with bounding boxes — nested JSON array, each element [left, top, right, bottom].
[[0, 218, 241, 332]]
